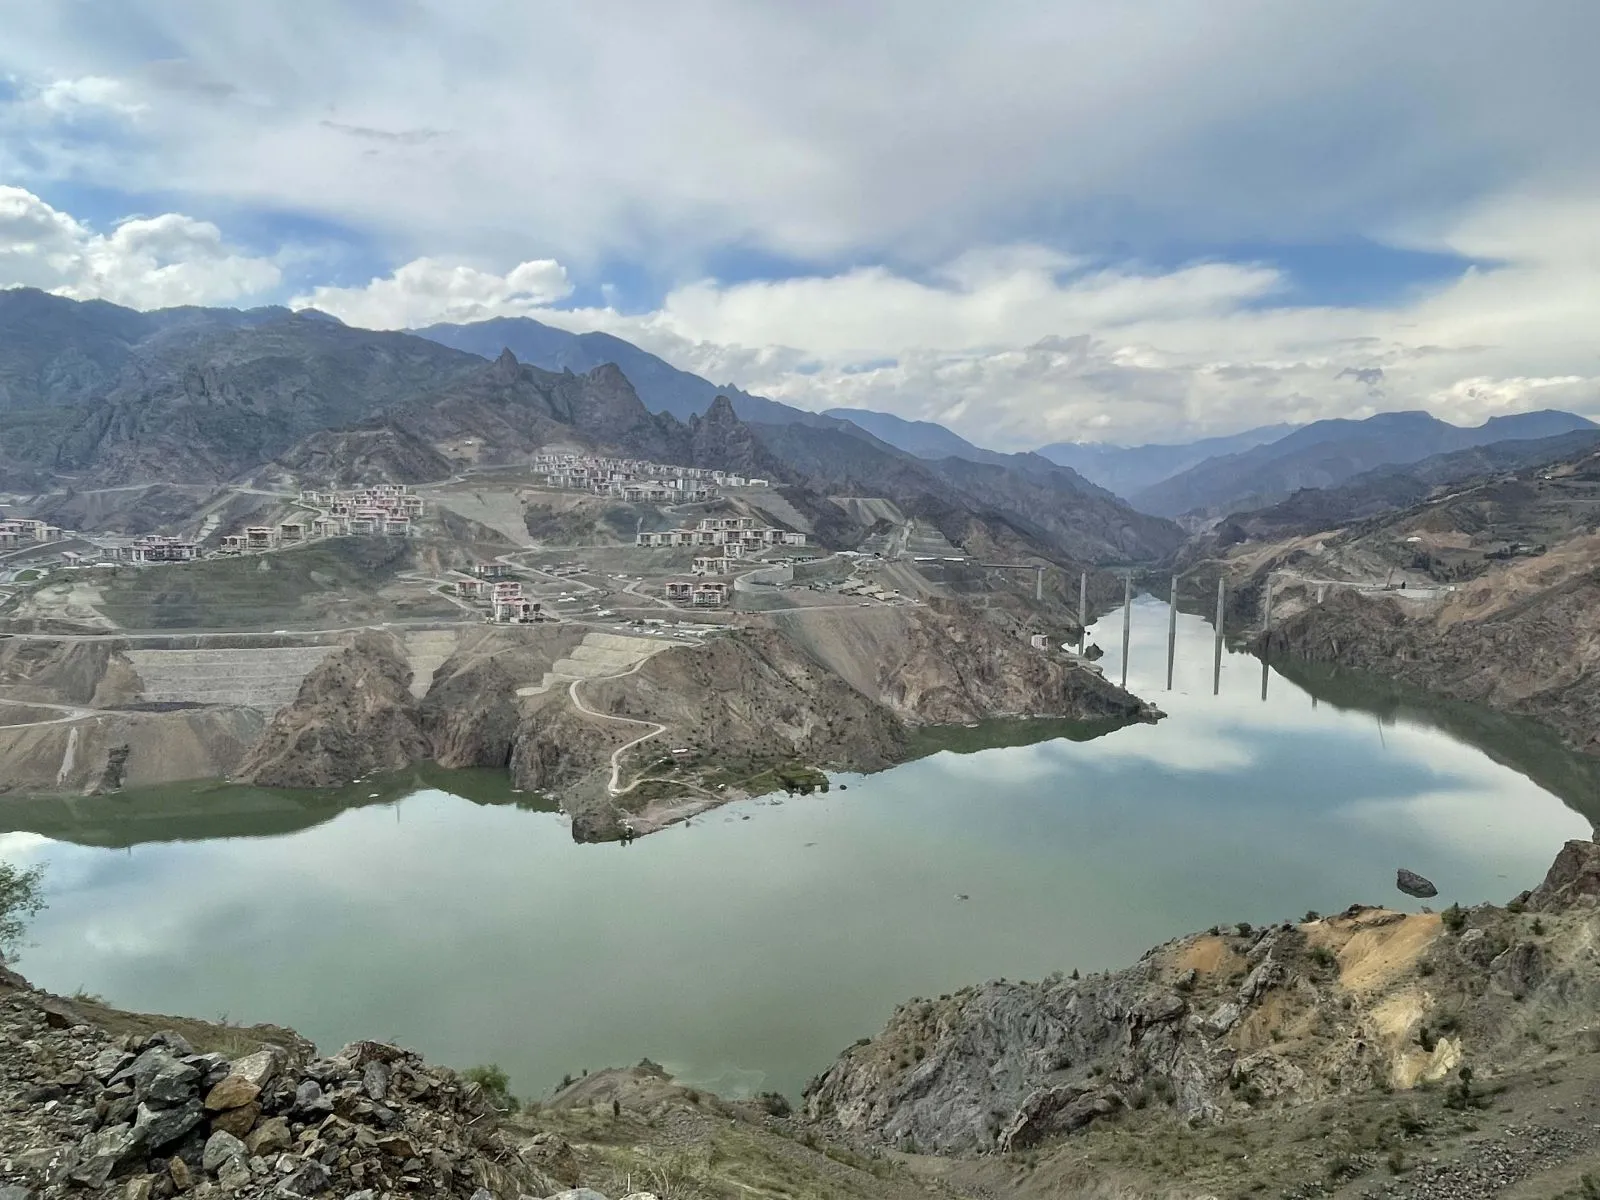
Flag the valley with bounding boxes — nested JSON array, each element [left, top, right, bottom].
[[3, 290, 1600, 1200]]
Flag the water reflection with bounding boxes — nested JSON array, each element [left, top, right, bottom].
[[2, 600, 1592, 1107]]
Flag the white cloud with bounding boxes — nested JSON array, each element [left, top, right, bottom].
[[0, 186, 281, 308], [291, 256, 571, 329], [3, 3, 1598, 266], [33, 75, 145, 117]]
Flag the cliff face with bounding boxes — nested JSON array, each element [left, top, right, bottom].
[[234, 632, 429, 787], [1264, 571, 1600, 755], [806, 842, 1600, 1157]]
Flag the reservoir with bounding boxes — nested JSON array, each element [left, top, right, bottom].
[[5, 598, 1594, 1102]]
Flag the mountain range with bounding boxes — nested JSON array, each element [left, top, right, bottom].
[[0, 289, 1180, 565], [1132, 409, 1599, 519], [2, 288, 1592, 557]]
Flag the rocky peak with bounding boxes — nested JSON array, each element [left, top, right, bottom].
[[492, 346, 520, 379]]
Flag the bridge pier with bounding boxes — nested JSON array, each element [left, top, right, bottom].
[[1120, 573, 1132, 689], [1212, 578, 1226, 697], [1166, 574, 1178, 690]]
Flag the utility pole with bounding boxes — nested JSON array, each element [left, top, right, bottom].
[[1166, 574, 1179, 690], [1212, 577, 1226, 697]]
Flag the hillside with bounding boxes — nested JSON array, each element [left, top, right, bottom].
[[1183, 437, 1600, 758], [1133, 410, 1598, 518], [1216, 428, 1600, 541], [0, 304, 482, 484]]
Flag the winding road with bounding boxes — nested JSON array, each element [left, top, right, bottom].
[[565, 654, 669, 797]]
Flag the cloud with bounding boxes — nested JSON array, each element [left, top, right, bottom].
[[291, 256, 572, 328], [3, 2, 1598, 267], [0, 186, 281, 308]]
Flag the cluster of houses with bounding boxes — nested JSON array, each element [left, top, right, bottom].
[[0, 518, 63, 550], [533, 452, 770, 500], [216, 487, 426, 553], [636, 516, 807, 568], [452, 563, 544, 622]]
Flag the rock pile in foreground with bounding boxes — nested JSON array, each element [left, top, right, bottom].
[[0, 969, 563, 1199]]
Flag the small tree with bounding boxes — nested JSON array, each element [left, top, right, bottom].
[[0, 862, 45, 963], [462, 1063, 517, 1111]]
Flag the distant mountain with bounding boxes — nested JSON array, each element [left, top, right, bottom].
[[415, 315, 843, 430], [819, 408, 1008, 465], [1131, 410, 1599, 518], [1216, 428, 1600, 541], [1036, 425, 1297, 499]]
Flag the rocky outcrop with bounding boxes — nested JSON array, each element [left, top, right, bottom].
[[1264, 577, 1600, 756], [234, 632, 428, 787], [805, 845, 1600, 1156], [1525, 838, 1600, 911], [420, 657, 522, 769], [0, 969, 560, 1198], [776, 599, 1156, 728]]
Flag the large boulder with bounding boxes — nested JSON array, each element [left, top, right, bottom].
[[1396, 868, 1438, 898]]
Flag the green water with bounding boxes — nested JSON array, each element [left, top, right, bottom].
[[4, 599, 1593, 1102]]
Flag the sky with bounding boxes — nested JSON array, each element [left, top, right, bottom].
[[2, 0, 1598, 450]]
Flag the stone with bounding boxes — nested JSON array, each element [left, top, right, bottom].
[[134, 1099, 205, 1151], [227, 1049, 282, 1089], [205, 1074, 262, 1111], [186, 1053, 233, 1089], [544, 1191, 612, 1200], [70, 1123, 144, 1188], [210, 1100, 261, 1138], [202, 1130, 247, 1173], [169, 1156, 194, 1191], [1397, 868, 1438, 898], [150, 1030, 197, 1056], [217, 1156, 253, 1192], [125, 1047, 202, 1105], [345, 1192, 376, 1200], [621, 1194, 664, 1200], [0, 1186, 37, 1200], [278, 1161, 332, 1197], [93, 1047, 135, 1081], [361, 1059, 389, 1102], [244, 1116, 293, 1157], [375, 1133, 417, 1158], [293, 1079, 333, 1117], [124, 1177, 156, 1200], [34, 995, 82, 1029]]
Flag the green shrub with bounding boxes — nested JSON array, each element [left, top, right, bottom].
[[1441, 904, 1467, 933], [1235, 922, 1253, 938], [0, 861, 44, 962], [462, 1063, 516, 1110]]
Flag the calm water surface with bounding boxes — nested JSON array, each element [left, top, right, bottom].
[[5, 599, 1593, 1100]]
